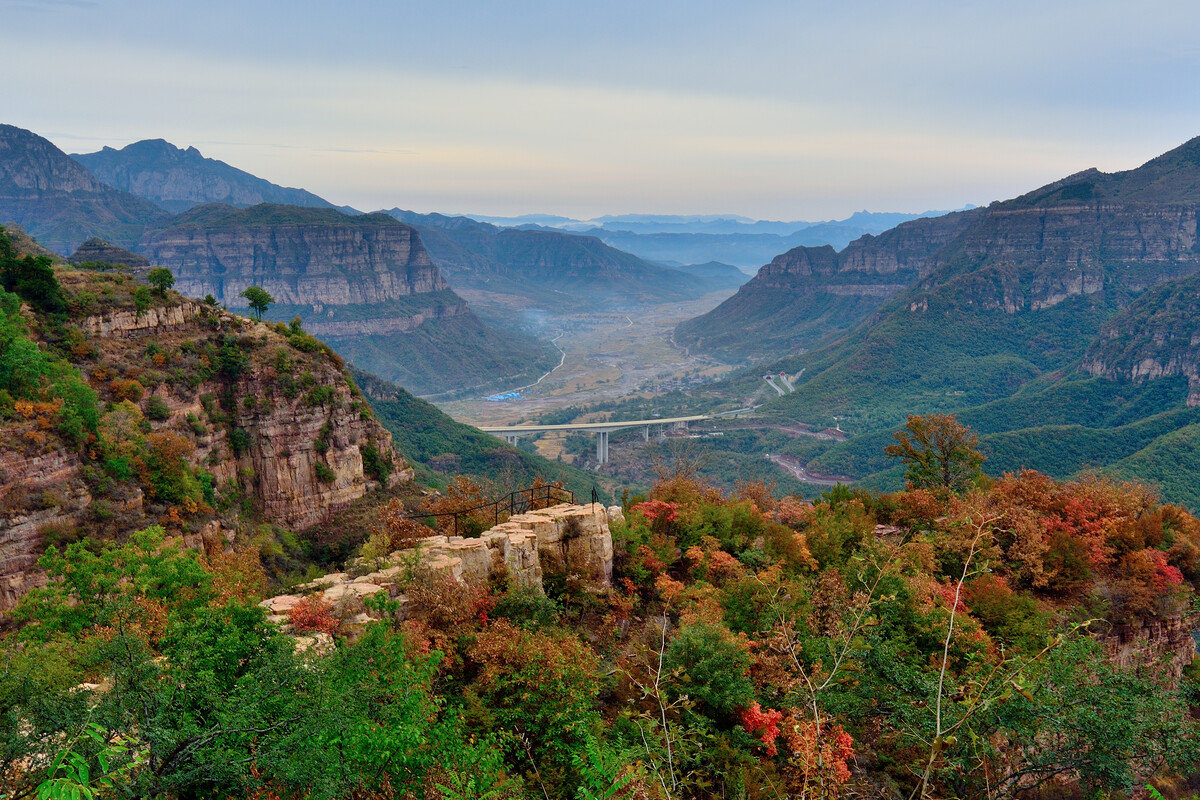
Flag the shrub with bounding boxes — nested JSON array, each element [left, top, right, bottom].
[[110, 379, 144, 402], [315, 462, 336, 483], [361, 442, 392, 483], [145, 395, 171, 421], [287, 595, 339, 636], [663, 623, 755, 719]]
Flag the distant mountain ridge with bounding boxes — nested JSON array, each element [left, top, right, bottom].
[[0, 124, 167, 254], [469, 209, 964, 269], [73, 139, 339, 213], [381, 208, 719, 307]]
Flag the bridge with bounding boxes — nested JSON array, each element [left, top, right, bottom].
[[480, 409, 752, 466]]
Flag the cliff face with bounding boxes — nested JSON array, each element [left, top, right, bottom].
[[1082, 272, 1200, 406], [0, 125, 168, 254], [73, 139, 336, 214], [679, 138, 1200, 363], [673, 209, 982, 358], [0, 272, 412, 612], [134, 204, 556, 394], [138, 205, 449, 307]]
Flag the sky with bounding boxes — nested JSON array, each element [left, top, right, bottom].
[[5, 0, 1200, 220]]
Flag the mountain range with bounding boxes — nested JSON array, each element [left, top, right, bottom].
[[73, 139, 341, 213], [0, 124, 167, 254], [679, 136, 1200, 506]]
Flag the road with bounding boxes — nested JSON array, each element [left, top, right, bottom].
[[765, 453, 849, 487]]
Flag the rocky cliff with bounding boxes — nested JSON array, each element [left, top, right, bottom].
[[1082, 272, 1200, 406], [0, 269, 412, 612], [136, 204, 555, 394], [673, 209, 983, 358], [0, 125, 167, 254], [258, 502, 617, 644], [73, 139, 337, 214], [680, 138, 1200, 362]]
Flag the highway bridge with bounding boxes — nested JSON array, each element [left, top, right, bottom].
[[480, 408, 752, 466]]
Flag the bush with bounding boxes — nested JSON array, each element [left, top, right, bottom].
[[145, 395, 171, 421], [315, 462, 336, 483], [361, 442, 392, 483], [664, 623, 755, 719]]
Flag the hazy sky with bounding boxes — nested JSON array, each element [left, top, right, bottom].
[[5, 0, 1200, 219]]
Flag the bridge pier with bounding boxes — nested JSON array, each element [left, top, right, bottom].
[[596, 431, 609, 466], [643, 425, 650, 442], [504, 434, 518, 446]]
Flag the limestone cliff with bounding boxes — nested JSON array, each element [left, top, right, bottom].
[[136, 204, 555, 395], [679, 137, 1200, 361], [1082, 271, 1200, 406], [138, 204, 451, 308], [0, 269, 412, 612]]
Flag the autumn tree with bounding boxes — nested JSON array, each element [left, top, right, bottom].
[[884, 413, 984, 495]]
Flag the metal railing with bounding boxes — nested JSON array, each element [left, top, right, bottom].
[[406, 484, 578, 537]]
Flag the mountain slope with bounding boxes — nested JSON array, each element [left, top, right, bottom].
[[0, 124, 168, 254], [137, 204, 555, 395], [675, 209, 985, 359], [74, 139, 337, 213], [383, 209, 713, 307]]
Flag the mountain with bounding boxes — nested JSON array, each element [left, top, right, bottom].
[[711, 136, 1200, 504], [68, 237, 150, 268], [381, 209, 714, 307], [0, 243, 412, 609], [470, 210, 958, 268], [0, 124, 168, 254], [73, 139, 337, 213], [672, 261, 750, 291], [136, 204, 555, 395], [674, 209, 984, 359]]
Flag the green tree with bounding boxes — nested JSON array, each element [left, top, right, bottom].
[[240, 285, 274, 320], [884, 413, 985, 494], [145, 267, 174, 297]]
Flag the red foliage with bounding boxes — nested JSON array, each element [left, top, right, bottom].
[[1147, 550, 1185, 591], [740, 702, 784, 756], [287, 596, 339, 636], [779, 714, 855, 791], [632, 499, 679, 523]]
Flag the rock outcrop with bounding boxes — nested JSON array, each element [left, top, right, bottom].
[[1101, 615, 1197, 685], [259, 503, 616, 643], [0, 272, 412, 612]]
